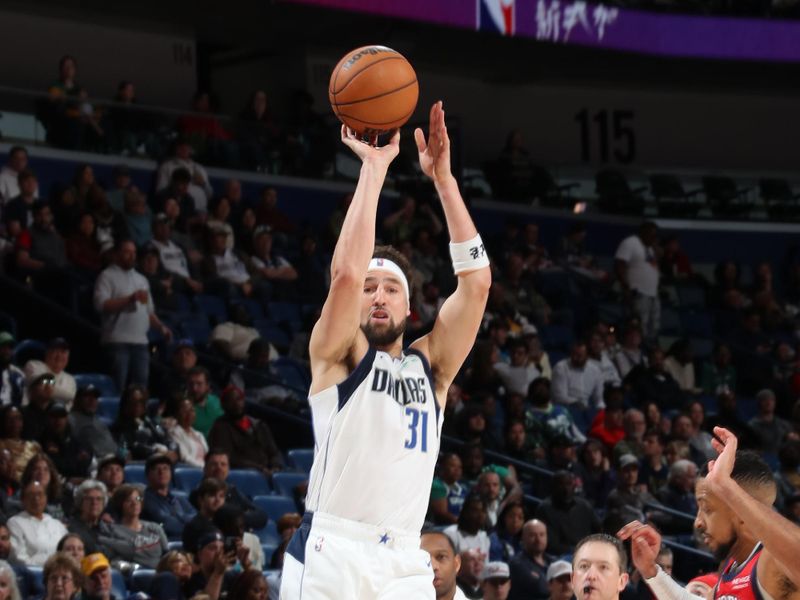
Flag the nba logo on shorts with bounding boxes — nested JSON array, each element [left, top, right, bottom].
[[477, 0, 515, 35]]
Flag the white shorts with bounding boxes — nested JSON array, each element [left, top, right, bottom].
[[280, 511, 435, 600]]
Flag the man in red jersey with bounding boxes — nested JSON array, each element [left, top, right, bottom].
[[618, 426, 799, 600]]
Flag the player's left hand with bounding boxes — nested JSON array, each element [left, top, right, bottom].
[[706, 426, 737, 493], [415, 101, 452, 183]]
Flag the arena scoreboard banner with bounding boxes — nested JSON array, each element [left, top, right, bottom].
[[285, 0, 800, 62]]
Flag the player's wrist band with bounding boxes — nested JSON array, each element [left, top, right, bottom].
[[449, 234, 490, 274], [645, 565, 699, 600]]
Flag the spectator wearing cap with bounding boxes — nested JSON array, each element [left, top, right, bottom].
[[605, 454, 659, 527], [421, 529, 467, 600], [21, 372, 55, 441], [213, 503, 264, 571], [534, 471, 600, 556], [587, 388, 626, 454], [68, 480, 111, 554], [8, 480, 68, 566], [192, 449, 267, 531], [0, 332, 25, 407], [182, 477, 227, 554], [24, 337, 76, 406], [185, 528, 237, 599], [493, 338, 541, 397], [156, 138, 213, 214], [111, 384, 179, 462], [150, 213, 203, 294], [509, 519, 552, 600], [101, 483, 168, 569], [456, 548, 484, 600], [546, 560, 573, 600], [166, 397, 208, 467], [248, 224, 297, 300], [208, 385, 283, 477], [551, 341, 605, 411], [186, 366, 223, 438], [105, 165, 132, 213], [481, 561, 511, 600], [40, 400, 93, 479], [69, 385, 119, 459], [94, 238, 172, 391], [95, 455, 124, 496], [79, 552, 118, 600], [141, 453, 195, 539]]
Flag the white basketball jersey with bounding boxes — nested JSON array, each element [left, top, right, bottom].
[[305, 347, 442, 533]]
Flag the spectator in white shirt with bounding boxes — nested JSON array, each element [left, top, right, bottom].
[[551, 341, 604, 410], [168, 398, 208, 468], [613, 326, 646, 381], [151, 213, 203, 293], [587, 332, 621, 388], [445, 495, 491, 557], [155, 138, 213, 213], [203, 229, 256, 299], [493, 339, 541, 396], [23, 337, 76, 407], [8, 480, 68, 566], [615, 222, 660, 344], [249, 225, 297, 300], [0, 146, 36, 204]]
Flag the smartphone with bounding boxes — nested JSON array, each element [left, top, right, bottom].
[[224, 536, 238, 554]]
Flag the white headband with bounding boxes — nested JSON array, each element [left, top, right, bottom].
[[367, 258, 410, 303]]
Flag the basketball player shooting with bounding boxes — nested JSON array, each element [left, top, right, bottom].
[[280, 101, 491, 599], [618, 426, 800, 600]]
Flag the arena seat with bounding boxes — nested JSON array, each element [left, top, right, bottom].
[[228, 469, 271, 497], [253, 319, 291, 348], [253, 495, 298, 523], [174, 466, 203, 492], [12, 338, 45, 366], [167, 541, 184, 552], [131, 569, 156, 593], [194, 294, 229, 324], [124, 464, 147, 485], [286, 449, 314, 474], [254, 520, 281, 545], [97, 396, 120, 422], [178, 315, 211, 345], [272, 358, 311, 392], [660, 308, 682, 336], [680, 312, 713, 338], [261, 543, 278, 564], [272, 472, 308, 498], [111, 570, 127, 598], [649, 174, 703, 218], [74, 373, 117, 396]]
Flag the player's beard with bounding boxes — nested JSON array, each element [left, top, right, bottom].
[[361, 315, 407, 347], [713, 533, 737, 562]]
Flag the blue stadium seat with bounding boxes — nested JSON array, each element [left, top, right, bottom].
[[194, 294, 229, 324], [74, 373, 118, 396], [272, 472, 309, 498], [660, 308, 682, 336], [228, 469, 271, 498], [167, 541, 184, 552], [253, 495, 298, 522], [539, 324, 574, 353], [172, 490, 189, 501], [262, 543, 279, 563], [254, 520, 281, 545], [178, 315, 211, 345], [97, 396, 120, 422], [253, 319, 291, 348], [28, 566, 42, 589], [689, 338, 713, 360], [241, 298, 266, 321], [174, 467, 203, 492], [268, 302, 302, 331], [111, 570, 126, 598], [12, 338, 45, 366], [286, 449, 314, 474], [272, 357, 311, 392], [676, 285, 706, 309], [681, 312, 713, 338], [124, 464, 147, 485], [131, 569, 156, 593]]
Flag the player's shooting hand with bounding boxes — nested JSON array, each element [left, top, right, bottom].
[[414, 100, 452, 184], [617, 520, 661, 579], [340, 125, 400, 168], [706, 426, 737, 494]]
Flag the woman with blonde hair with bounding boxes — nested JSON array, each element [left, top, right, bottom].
[[0, 559, 21, 600]]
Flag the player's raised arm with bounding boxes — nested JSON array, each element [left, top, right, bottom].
[[309, 127, 400, 377], [410, 102, 491, 399]]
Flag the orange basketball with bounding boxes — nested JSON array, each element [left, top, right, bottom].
[[329, 45, 419, 137]]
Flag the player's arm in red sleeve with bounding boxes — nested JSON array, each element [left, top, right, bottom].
[[706, 427, 800, 593], [308, 128, 400, 388], [410, 102, 491, 406]]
